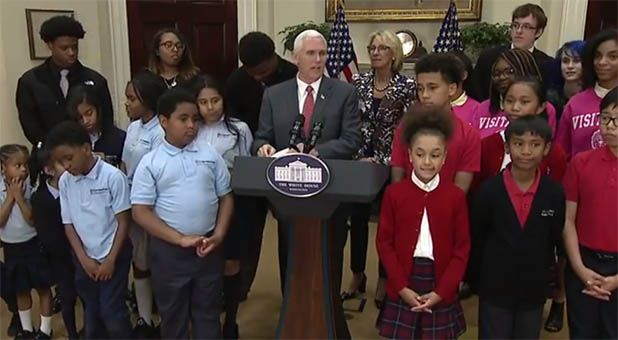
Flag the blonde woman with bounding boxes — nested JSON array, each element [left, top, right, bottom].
[[342, 30, 416, 308]]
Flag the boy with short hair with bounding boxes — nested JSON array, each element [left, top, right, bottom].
[[46, 121, 132, 339], [391, 53, 481, 194], [562, 87, 618, 339], [472, 115, 566, 339], [131, 88, 234, 339]]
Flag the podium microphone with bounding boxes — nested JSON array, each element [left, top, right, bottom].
[[305, 121, 323, 154], [288, 115, 305, 152]]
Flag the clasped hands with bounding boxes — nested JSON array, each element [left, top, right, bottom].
[[178, 234, 222, 258], [578, 267, 618, 301], [399, 287, 442, 313]]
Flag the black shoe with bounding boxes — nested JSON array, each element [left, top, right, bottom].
[[52, 294, 62, 314], [34, 330, 52, 340], [7, 313, 22, 337], [14, 330, 34, 340], [341, 273, 367, 301], [544, 301, 565, 332], [133, 318, 155, 339], [222, 322, 239, 340]]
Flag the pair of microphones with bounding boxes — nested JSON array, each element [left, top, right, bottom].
[[289, 115, 323, 154]]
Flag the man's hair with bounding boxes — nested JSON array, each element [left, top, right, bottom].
[[600, 87, 618, 112], [582, 29, 618, 89], [505, 115, 552, 143], [512, 3, 547, 30], [293, 30, 327, 54], [45, 121, 90, 150], [415, 53, 464, 85], [239, 32, 275, 67], [157, 88, 197, 118], [401, 104, 454, 146], [39, 15, 85, 43]]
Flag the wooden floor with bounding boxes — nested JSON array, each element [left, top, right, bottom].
[[1, 214, 570, 339]]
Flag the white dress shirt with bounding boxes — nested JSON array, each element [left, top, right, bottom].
[[411, 171, 440, 260], [499, 130, 511, 171], [297, 76, 322, 114]]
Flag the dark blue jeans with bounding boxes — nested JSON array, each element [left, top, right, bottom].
[[73, 243, 132, 339]]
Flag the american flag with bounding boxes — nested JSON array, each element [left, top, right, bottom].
[[433, 1, 464, 53], [326, 1, 358, 82]]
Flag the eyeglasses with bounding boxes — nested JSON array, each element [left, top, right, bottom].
[[159, 41, 185, 50], [367, 45, 391, 53], [510, 22, 537, 31], [598, 114, 618, 127], [492, 67, 516, 79]]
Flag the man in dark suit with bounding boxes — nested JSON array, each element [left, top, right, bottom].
[[225, 32, 298, 301], [252, 29, 361, 293], [471, 3, 553, 101], [15, 15, 113, 181]]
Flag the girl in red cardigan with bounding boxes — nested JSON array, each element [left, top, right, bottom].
[[377, 105, 471, 339]]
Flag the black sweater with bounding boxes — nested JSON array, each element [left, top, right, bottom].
[[31, 181, 70, 253], [471, 173, 565, 308]]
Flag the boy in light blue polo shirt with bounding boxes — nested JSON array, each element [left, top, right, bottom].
[[46, 121, 132, 340], [132, 88, 234, 339]]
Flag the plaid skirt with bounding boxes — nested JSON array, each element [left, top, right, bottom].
[[378, 257, 466, 340]]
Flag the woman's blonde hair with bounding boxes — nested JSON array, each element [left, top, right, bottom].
[[368, 30, 404, 72]]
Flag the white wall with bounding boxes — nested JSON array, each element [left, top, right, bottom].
[[257, 0, 567, 65], [0, 0, 116, 147]]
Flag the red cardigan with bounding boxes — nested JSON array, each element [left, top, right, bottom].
[[376, 178, 470, 305], [477, 133, 567, 186]]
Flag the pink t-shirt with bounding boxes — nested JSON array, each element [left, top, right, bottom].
[[556, 88, 604, 159], [452, 96, 480, 126], [472, 100, 558, 139]]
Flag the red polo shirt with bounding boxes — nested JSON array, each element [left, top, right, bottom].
[[503, 167, 541, 228], [563, 146, 618, 252], [391, 115, 481, 181]]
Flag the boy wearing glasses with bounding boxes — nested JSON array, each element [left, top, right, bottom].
[[471, 3, 552, 101], [563, 88, 618, 339]]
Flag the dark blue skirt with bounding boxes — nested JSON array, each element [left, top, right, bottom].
[[2, 236, 53, 294]]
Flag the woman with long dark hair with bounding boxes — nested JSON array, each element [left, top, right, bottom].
[[148, 28, 200, 89]]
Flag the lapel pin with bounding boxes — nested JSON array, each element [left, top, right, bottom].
[[320, 94, 325, 100]]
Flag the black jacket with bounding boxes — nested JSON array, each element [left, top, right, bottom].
[[225, 56, 297, 133], [471, 173, 565, 308], [470, 44, 553, 101], [15, 58, 113, 146]]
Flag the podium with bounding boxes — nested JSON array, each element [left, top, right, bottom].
[[232, 156, 389, 339]]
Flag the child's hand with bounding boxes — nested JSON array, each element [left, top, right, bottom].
[[600, 275, 618, 293], [178, 235, 204, 248], [96, 258, 115, 281], [577, 267, 606, 290], [81, 258, 100, 281], [398, 287, 422, 309], [412, 291, 442, 313], [7, 177, 25, 200], [196, 235, 222, 258]]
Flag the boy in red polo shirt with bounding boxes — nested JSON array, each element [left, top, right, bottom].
[[563, 87, 618, 339], [472, 115, 565, 339], [391, 53, 480, 194]]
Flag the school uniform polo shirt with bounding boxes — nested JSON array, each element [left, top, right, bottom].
[[195, 117, 253, 169], [0, 176, 36, 243], [563, 146, 618, 253], [503, 167, 541, 228], [391, 114, 481, 181], [122, 117, 164, 184], [130, 139, 232, 236], [59, 157, 131, 261]]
